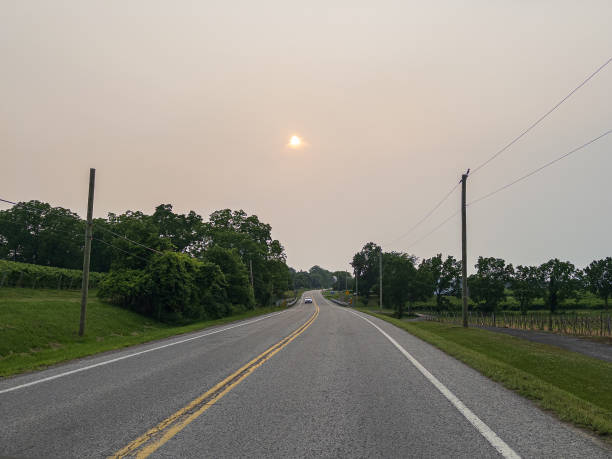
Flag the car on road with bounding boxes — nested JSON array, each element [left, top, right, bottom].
[[304, 297, 313, 303]]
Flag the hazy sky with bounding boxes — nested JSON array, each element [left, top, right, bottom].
[[1, 1, 611, 273]]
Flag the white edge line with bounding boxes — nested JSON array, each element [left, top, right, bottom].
[[344, 308, 521, 459], [0, 308, 295, 395]]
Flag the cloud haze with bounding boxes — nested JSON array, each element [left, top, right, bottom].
[[1, 0, 611, 272]]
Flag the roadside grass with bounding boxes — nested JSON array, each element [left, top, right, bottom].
[[357, 309, 612, 442], [0, 288, 284, 378]]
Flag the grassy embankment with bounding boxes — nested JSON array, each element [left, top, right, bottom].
[[0, 288, 284, 378], [357, 308, 612, 442]]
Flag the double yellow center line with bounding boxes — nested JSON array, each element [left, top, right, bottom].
[[111, 300, 320, 458]]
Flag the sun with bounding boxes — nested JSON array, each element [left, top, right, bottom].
[[289, 135, 301, 147]]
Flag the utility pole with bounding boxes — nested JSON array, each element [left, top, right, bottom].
[[249, 259, 254, 288], [379, 249, 383, 311], [461, 169, 470, 328], [355, 270, 358, 307], [79, 168, 95, 337]]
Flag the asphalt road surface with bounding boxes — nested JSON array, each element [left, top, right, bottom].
[[1, 290, 610, 458]]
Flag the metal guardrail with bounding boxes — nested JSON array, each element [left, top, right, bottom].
[[329, 298, 349, 307], [286, 297, 298, 307]]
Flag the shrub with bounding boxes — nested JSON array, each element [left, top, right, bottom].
[[98, 251, 230, 323]]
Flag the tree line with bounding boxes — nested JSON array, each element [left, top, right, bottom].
[[0, 201, 295, 320], [351, 242, 612, 318], [290, 265, 353, 291]]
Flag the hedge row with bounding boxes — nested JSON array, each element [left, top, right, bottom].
[[0, 260, 106, 289], [97, 251, 239, 323]]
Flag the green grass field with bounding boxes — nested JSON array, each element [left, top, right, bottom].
[[358, 309, 612, 442], [0, 288, 284, 377]]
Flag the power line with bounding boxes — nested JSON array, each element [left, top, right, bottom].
[[469, 129, 612, 207], [471, 56, 612, 175], [402, 210, 460, 251], [383, 180, 461, 248], [93, 223, 163, 254], [92, 237, 150, 263], [1, 197, 163, 255]]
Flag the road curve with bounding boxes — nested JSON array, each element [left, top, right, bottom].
[[1, 290, 610, 458]]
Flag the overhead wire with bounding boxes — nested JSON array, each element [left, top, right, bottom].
[[94, 224, 163, 254], [470, 56, 612, 175], [92, 237, 151, 263], [382, 180, 461, 248], [402, 210, 460, 251], [1, 196, 163, 256], [468, 128, 612, 207]]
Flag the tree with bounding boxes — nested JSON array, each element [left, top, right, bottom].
[[468, 257, 513, 313], [0, 201, 84, 269], [420, 254, 461, 309], [382, 252, 418, 318], [204, 209, 290, 305], [584, 257, 612, 307], [510, 265, 543, 314], [409, 262, 434, 313], [331, 271, 352, 291], [351, 242, 381, 304], [538, 259, 579, 315], [201, 246, 254, 308]]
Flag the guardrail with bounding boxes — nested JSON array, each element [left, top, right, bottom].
[[329, 298, 349, 307], [286, 297, 299, 307]]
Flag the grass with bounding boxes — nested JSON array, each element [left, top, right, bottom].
[[0, 288, 285, 378], [357, 308, 612, 442]]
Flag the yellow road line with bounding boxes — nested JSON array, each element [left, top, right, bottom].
[[110, 299, 320, 459]]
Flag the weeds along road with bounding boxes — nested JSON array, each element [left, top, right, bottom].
[[1, 290, 610, 458]]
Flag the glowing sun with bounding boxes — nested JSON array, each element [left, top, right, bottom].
[[289, 135, 301, 147]]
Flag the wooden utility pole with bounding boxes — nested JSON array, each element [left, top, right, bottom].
[[461, 169, 470, 328], [379, 249, 383, 311], [355, 270, 358, 307], [79, 168, 96, 337], [249, 259, 254, 288]]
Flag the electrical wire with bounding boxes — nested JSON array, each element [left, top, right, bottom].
[[1, 198, 163, 255], [471, 56, 612, 175], [92, 237, 151, 263], [93, 224, 163, 254], [402, 210, 460, 250], [382, 180, 461, 248], [468, 129, 612, 207]]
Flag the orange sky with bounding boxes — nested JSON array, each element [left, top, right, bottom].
[[1, 1, 611, 272]]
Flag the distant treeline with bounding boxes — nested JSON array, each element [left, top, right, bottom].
[[291, 265, 354, 291], [0, 201, 297, 321], [352, 242, 612, 317]]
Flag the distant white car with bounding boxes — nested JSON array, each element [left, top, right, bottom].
[[304, 297, 313, 304]]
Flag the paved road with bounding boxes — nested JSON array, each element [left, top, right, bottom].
[[1, 290, 610, 458]]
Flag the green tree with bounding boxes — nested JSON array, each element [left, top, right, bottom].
[[420, 254, 461, 309], [584, 257, 612, 307], [351, 242, 381, 304], [468, 257, 513, 313], [538, 258, 579, 314], [204, 209, 290, 305], [510, 265, 543, 314], [201, 246, 254, 308], [0, 201, 84, 269], [382, 252, 418, 318]]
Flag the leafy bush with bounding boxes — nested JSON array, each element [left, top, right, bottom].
[[98, 252, 231, 323], [0, 260, 106, 289]]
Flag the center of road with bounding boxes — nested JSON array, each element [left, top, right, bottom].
[[110, 300, 320, 459]]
